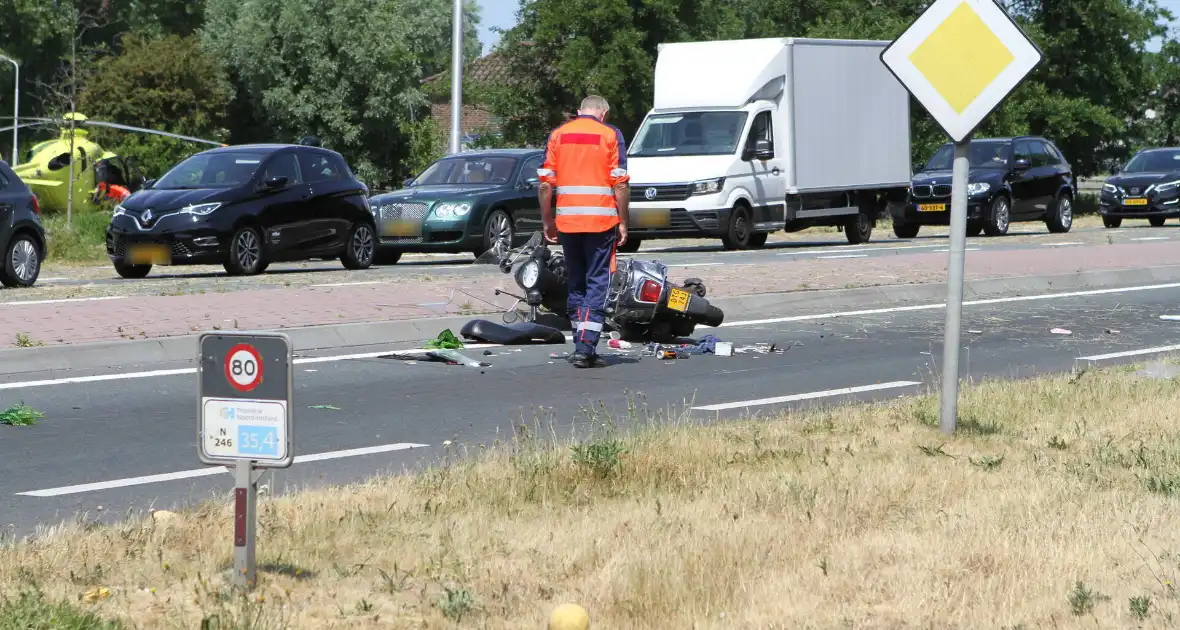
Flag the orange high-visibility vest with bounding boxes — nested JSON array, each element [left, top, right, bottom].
[[537, 115, 630, 233]]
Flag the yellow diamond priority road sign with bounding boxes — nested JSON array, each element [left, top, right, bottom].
[[881, 0, 1042, 142]]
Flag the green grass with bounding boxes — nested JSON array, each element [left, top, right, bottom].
[[0, 589, 124, 630], [40, 212, 110, 264], [0, 403, 44, 426]]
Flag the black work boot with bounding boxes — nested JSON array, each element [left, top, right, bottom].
[[570, 352, 596, 368]]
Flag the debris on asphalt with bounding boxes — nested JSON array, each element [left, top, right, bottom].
[[1050, 328, 1072, 335], [716, 341, 734, 356], [425, 329, 464, 350], [460, 319, 565, 345], [483, 349, 494, 355], [1161, 315, 1180, 322], [1105, 329, 1120, 335], [0, 403, 43, 426], [608, 339, 633, 350], [427, 349, 492, 368], [968, 330, 983, 335], [309, 404, 341, 411]]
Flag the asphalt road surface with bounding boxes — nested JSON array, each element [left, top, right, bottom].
[[3, 281, 1180, 536]]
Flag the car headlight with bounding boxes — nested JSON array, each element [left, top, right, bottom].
[[112, 204, 127, 216], [967, 182, 991, 195], [516, 260, 541, 289], [1154, 180, 1180, 194], [691, 178, 725, 195], [180, 202, 221, 216], [433, 202, 472, 219], [1102, 183, 1118, 194]]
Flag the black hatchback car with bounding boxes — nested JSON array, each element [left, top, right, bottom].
[[0, 160, 45, 288], [106, 144, 376, 278], [368, 148, 545, 264], [893, 136, 1076, 238], [1098, 147, 1180, 228]]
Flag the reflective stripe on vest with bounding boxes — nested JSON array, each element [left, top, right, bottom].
[[545, 117, 622, 233], [556, 206, 618, 216]]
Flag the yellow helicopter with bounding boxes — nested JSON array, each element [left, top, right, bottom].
[[0, 112, 224, 214]]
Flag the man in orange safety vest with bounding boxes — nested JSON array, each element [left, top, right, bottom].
[[537, 95, 630, 368]]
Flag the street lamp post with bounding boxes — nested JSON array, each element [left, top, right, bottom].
[[448, 0, 462, 154], [0, 55, 18, 167]]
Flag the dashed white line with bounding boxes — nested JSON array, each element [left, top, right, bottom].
[[669, 262, 725, 267], [692, 381, 922, 411], [817, 254, 869, 259], [1077, 344, 1180, 362], [1133, 237, 1171, 241], [311, 281, 384, 287], [1042, 242, 1084, 247], [0, 296, 126, 307], [16, 442, 430, 497]]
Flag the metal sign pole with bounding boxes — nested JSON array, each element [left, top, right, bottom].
[[939, 135, 971, 433], [233, 460, 258, 588]]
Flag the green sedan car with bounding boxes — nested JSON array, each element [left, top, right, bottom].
[[369, 148, 547, 264]]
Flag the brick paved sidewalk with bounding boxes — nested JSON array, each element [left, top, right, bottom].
[[3, 242, 1178, 347]]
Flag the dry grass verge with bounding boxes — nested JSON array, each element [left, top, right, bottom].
[[4, 362, 1180, 628]]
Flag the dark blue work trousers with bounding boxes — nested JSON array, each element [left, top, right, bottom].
[[559, 228, 617, 356]]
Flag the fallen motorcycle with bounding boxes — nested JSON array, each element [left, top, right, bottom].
[[482, 232, 724, 343]]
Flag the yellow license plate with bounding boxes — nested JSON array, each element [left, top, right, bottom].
[[126, 243, 171, 265], [918, 203, 946, 212], [666, 287, 690, 312], [381, 219, 422, 237], [1124, 198, 1148, 206], [631, 208, 670, 228]]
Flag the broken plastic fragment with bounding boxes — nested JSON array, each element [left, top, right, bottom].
[[427, 349, 491, 368], [1050, 328, 1072, 335]]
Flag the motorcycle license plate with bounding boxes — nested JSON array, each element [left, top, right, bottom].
[[666, 287, 691, 312]]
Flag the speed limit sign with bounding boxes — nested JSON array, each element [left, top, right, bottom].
[[225, 344, 264, 392]]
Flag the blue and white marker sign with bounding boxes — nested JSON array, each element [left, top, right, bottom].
[[198, 331, 294, 468]]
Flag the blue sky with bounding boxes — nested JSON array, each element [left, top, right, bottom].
[[475, 0, 1180, 55]]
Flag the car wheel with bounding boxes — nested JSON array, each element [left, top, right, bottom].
[[113, 260, 152, 279], [748, 232, 769, 248], [966, 221, 983, 237], [892, 221, 920, 239], [0, 234, 42, 288], [721, 204, 752, 250], [1103, 216, 1122, 228], [1150, 217, 1167, 227], [224, 226, 266, 276], [844, 211, 873, 244], [342, 222, 376, 270], [1047, 194, 1073, 233], [374, 250, 402, 266], [480, 209, 513, 258], [984, 195, 1010, 236], [617, 238, 642, 253]]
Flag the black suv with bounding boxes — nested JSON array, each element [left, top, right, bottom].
[[107, 144, 376, 278], [893, 136, 1077, 238], [1098, 147, 1180, 228], [0, 161, 46, 288]]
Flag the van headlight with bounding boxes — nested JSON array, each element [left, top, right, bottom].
[[691, 178, 725, 195]]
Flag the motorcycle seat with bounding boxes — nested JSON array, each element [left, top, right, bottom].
[[460, 319, 566, 345]]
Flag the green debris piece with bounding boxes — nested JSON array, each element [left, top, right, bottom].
[[0, 403, 44, 426], [424, 329, 464, 350], [309, 404, 341, 411]]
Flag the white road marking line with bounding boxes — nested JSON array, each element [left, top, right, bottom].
[[817, 254, 869, 259], [9, 280, 1180, 390], [0, 296, 126, 307], [0, 344, 501, 390], [708, 281, 1180, 328], [1042, 242, 1084, 247], [38, 277, 69, 281], [1077, 344, 1180, 362], [16, 442, 430, 497], [692, 381, 922, 411], [776, 244, 946, 256], [1133, 237, 1171, 241], [311, 281, 383, 287], [933, 247, 981, 252], [669, 262, 725, 267]]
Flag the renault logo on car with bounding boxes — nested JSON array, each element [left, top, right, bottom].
[[141, 209, 153, 223], [644, 187, 658, 200]]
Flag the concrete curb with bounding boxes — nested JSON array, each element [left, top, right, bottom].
[[5, 263, 1180, 377]]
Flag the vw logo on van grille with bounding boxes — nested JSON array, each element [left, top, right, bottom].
[[644, 187, 657, 200]]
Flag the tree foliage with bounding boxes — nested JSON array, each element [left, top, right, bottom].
[[201, 0, 480, 187], [78, 32, 232, 177]]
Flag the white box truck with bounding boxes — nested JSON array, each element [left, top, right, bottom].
[[623, 37, 912, 251]]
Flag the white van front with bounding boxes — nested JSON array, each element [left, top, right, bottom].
[[625, 102, 785, 251]]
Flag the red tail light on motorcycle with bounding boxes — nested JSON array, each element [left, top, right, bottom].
[[638, 279, 662, 303]]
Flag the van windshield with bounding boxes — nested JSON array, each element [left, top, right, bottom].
[[629, 112, 749, 157]]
